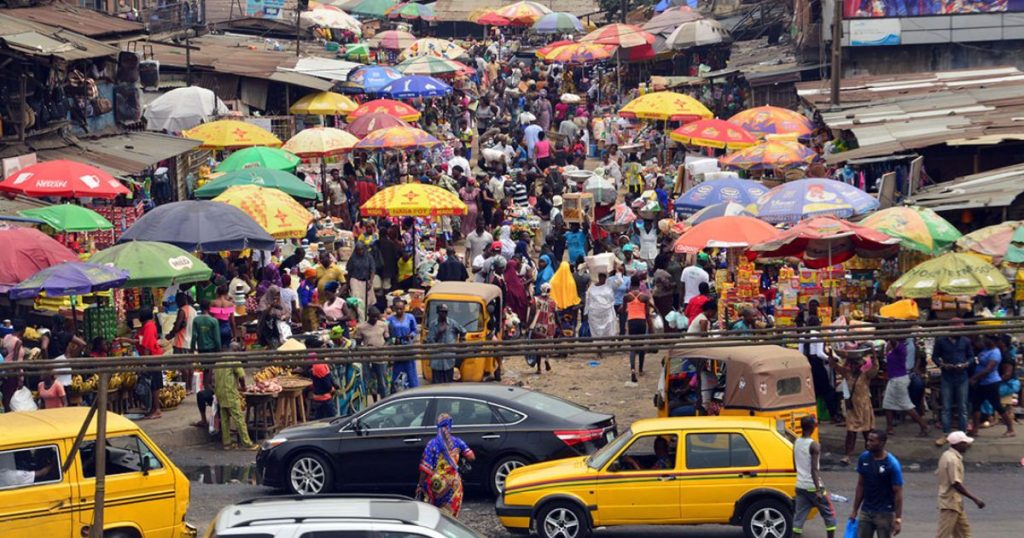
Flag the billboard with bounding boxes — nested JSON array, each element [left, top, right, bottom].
[[844, 0, 1021, 18]]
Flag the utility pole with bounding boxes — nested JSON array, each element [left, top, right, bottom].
[[185, 30, 192, 86], [620, 0, 628, 23], [830, 0, 843, 109], [296, 0, 308, 58]]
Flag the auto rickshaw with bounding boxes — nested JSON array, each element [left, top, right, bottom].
[[420, 282, 502, 382], [654, 345, 819, 438]]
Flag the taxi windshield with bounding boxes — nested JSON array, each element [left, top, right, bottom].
[[426, 300, 482, 332], [586, 428, 632, 470]]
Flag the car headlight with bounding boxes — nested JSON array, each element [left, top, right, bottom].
[[261, 437, 288, 451]]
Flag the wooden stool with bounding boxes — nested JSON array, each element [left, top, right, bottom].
[[245, 393, 278, 440], [276, 387, 307, 428]]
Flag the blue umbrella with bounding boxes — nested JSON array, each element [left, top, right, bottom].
[[341, 65, 403, 94], [683, 201, 756, 224], [378, 75, 452, 99], [118, 200, 277, 252], [751, 178, 880, 224], [10, 262, 129, 300], [673, 177, 769, 216]]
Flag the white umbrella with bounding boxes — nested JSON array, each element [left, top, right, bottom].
[[300, 8, 362, 34], [667, 19, 731, 49], [143, 87, 228, 133]]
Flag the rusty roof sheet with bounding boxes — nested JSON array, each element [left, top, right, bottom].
[[0, 12, 118, 61], [142, 34, 341, 80], [8, 3, 144, 38], [906, 163, 1024, 212]]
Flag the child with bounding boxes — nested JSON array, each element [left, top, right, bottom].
[[310, 363, 339, 419]]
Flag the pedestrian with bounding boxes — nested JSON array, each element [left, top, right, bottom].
[[883, 337, 930, 437], [346, 241, 376, 321], [136, 308, 164, 420], [387, 299, 419, 390], [803, 315, 842, 425], [417, 413, 476, 517], [526, 282, 558, 374], [936, 431, 985, 537], [436, 247, 469, 282], [687, 299, 718, 335], [830, 352, 880, 466], [37, 371, 67, 409], [850, 430, 904, 538], [684, 281, 712, 320], [585, 271, 619, 338], [355, 306, 390, 402], [969, 334, 1016, 438], [427, 304, 465, 384], [681, 254, 710, 304], [213, 358, 256, 450], [932, 322, 973, 445], [464, 219, 493, 271], [793, 416, 837, 538], [623, 275, 655, 383]]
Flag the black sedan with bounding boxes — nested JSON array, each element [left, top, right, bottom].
[[256, 383, 616, 497]]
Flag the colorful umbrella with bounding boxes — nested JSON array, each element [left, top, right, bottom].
[[747, 216, 899, 269], [642, 5, 703, 35], [89, 241, 212, 288], [666, 19, 731, 49], [670, 118, 757, 149], [342, 65, 403, 93], [215, 147, 299, 173], [673, 178, 769, 216], [194, 167, 319, 200], [367, 29, 417, 50], [18, 203, 113, 232], [728, 105, 813, 137], [495, 1, 551, 25], [536, 39, 575, 57], [538, 42, 613, 64], [119, 200, 277, 252], [887, 252, 1011, 299], [718, 140, 817, 171], [347, 98, 422, 122], [386, 1, 435, 20], [581, 23, 656, 49], [398, 38, 465, 61], [345, 111, 410, 138], [532, 12, 585, 34], [395, 54, 470, 76], [143, 86, 228, 133], [9, 261, 128, 300], [351, 0, 398, 18], [282, 127, 360, 157], [183, 119, 282, 149], [0, 160, 129, 199], [673, 215, 779, 254], [751, 178, 879, 223], [213, 185, 314, 239], [859, 206, 962, 255], [355, 126, 441, 150], [378, 75, 452, 99], [0, 227, 78, 291], [683, 202, 756, 225], [360, 183, 466, 217], [475, 11, 511, 26], [288, 91, 358, 115], [618, 91, 713, 122], [955, 221, 1024, 261]]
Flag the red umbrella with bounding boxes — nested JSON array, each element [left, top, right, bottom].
[[673, 215, 779, 254], [346, 111, 410, 138], [0, 227, 78, 291], [0, 160, 129, 199], [746, 216, 899, 268]]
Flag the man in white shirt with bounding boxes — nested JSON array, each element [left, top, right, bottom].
[[447, 154, 471, 178], [523, 123, 543, 158], [464, 221, 493, 270], [680, 254, 710, 304]]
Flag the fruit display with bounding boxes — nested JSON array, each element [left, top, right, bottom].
[[251, 366, 291, 393], [69, 372, 138, 393], [158, 384, 186, 409]]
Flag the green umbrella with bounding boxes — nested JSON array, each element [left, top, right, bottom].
[[352, 0, 398, 18], [89, 241, 212, 288], [887, 252, 1011, 299], [345, 42, 371, 61], [194, 167, 320, 201], [215, 147, 300, 173], [18, 204, 113, 232], [860, 205, 962, 255]]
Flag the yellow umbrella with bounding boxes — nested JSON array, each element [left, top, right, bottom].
[[618, 91, 713, 122], [213, 185, 313, 239], [282, 127, 360, 157], [360, 183, 466, 217], [289, 91, 359, 115], [183, 119, 282, 149]]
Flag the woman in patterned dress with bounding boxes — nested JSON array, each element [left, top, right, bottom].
[[417, 413, 476, 517]]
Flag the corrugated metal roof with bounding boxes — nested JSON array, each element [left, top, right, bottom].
[[8, 3, 144, 38], [268, 71, 333, 91], [906, 163, 1024, 212], [31, 133, 201, 176], [0, 12, 118, 61]]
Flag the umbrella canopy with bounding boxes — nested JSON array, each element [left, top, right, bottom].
[[752, 178, 879, 223], [367, 29, 417, 50], [398, 38, 464, 60], [143, 86, 228, 133], [345, 111, 410, 138], [183, 119, 281, 149], [537, 42, 613, 64], [361, 183, 467, 217], [395, 55, 470, 76], [194, 167, 319, 200], [666, 18, 731, 49], [351, 0, 398, 18], [288, 91, 358, 115], [747, 216, 899, 269], [642, 5, 703, 35], [674, 178, 769, 216], [673, 216, 779, 254], [215, 147, 300, 172], [355, 126, 441, 150], [0, 227, 78, 291], [378, 75, 452, 99], [19, 203, 113, 232], [719, 140, 817, 171], [582, 23, 656, 49], [118, 200, 277, 252], [300, 7, 362, 33], [860, 206, 962, 255], [670, 118, 757, 149], [89, 241, 212, 288], [532, 12, 584, 34], [0, 160, 129, 199], [887, 252, 1011, 299], [213, 185, 314, 239], [282, 127, 360, 157], [474, 10, 511, 26], [728, 105, 813, 137], [495, 1, 551, 25], [348, 98, 422, 122], [955, 221, 1024, 262], [618, 91, 713, 122], [341, 65, 403, 93], [683, 201, 756, 225], [9, 262, 129, 300], [386, 1, 436, 20]]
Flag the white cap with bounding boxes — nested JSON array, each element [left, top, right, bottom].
[[947, 431, 974, 445]]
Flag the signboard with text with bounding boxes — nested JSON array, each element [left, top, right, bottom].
[[844, 0, 1021, 18], [246, 0, 286, 19]]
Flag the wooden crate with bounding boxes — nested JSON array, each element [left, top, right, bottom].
[[562, 193, 594, 224]]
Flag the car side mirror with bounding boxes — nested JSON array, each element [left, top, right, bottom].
[[353, 419, 365, 436], [608, 461, 621, 472], [141, 455, 152, 476]]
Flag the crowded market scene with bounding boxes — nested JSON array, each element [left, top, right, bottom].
[[0, 0, 1023, 537]]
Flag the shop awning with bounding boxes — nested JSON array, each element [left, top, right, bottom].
[[36, 133, 201, 177], [906, 163, 1024, 213], [0, 13, 117, 61]]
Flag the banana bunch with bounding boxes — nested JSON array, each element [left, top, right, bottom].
[[78, 375, 100, 393], [109, 374, 123, 391], [122, 372, 138, 390], [70, 375, 84, 392], [254, 366, 289, 384], [157, 385, 186, 409]]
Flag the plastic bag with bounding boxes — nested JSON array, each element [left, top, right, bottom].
[[10, 386, 38, 411], [277, 320, 293, 342], [209, 395, 220, 436], [651, 314, 665, 334], [844, 518, 858, 538]]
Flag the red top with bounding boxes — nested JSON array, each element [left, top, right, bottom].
[[138, 320, 163, 356], [355, 180, 378, 206], [685, 294, 710, 321]]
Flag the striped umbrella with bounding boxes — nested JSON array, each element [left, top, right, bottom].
[[581, 23, 655, 49], [860, 206, 962, 255], [355, 126, 441, 151], [347, 98, 422, 122], [396, 55, 472, 76], [532, 12, 585, 34], [494, 1, 551, 26], [956, 221, 1024, 261], [476, 11, 511, 25], [366, 29, 417, 50]]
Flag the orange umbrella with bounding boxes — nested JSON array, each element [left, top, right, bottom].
[[347, 98, 421, 122], [538, 42, 613, 64], [719, 140, 817, 170], [672, 215, 779, 254], [494, 1, 551, 26], [728, 105, 813, 137], [670, 118, 757, 149], [581, 23, 655, 49]]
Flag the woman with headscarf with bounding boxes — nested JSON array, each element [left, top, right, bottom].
[[534, 90, 552, 131], [459, 178, 481, 237], [254, 263, 282, 303], [257, 285, 288, 349], [549, 260, 581, 339], [498, 224, 516, 259], [526, 282, 558, 374], [417, 413, 475, 517], [534, 254, 554, 295], [586, 271, 619, 338], [504, 257, 531, 324]]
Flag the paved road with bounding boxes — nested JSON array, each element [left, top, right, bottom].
[[170, 445, 1022, 537]]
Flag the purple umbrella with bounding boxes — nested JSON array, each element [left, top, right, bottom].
[[10, 261, 129, 300]]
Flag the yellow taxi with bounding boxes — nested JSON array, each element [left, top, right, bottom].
[[0, 407, 195, 538], [497, 416, 797, 538]]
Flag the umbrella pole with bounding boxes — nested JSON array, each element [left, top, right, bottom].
[[827, 242, 833, 309], [321, 159, 329, 214], [71, 295, 78, 332]]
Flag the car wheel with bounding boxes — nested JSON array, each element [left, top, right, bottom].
[[287, 452, 333, 495], [741, 498, 792, 538], [491, 455, 529, 496], [536, 501, 590, 538]]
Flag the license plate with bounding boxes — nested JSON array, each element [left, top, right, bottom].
[[605, 431, 615, 443]]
